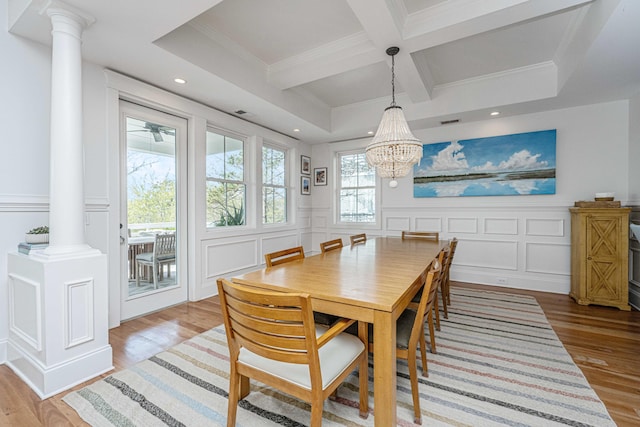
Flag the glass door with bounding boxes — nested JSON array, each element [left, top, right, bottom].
[[120, 101, 188, 320]]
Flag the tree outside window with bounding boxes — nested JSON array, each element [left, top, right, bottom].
[[339, 152, 375, 223], [205, 130, 246, 227], [263, 145, 287, 224]]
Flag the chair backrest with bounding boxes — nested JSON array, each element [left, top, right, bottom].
[[443, 238, 458, 284], [154, 232, 176, 258], [350, 234, 367, 245], [217, 278, 319, 367], [264, 246, 305, 267], [402, 231, 439, 241], [410, 250, 445, 343], [320, 238, 343, 253]]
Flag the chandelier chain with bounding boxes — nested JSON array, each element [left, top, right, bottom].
[[391, 54, 396, 107]]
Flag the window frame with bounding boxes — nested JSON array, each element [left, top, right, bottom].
[[261, 142, 289, 226], [204, 127, 248, 229], [335, 149, 380, 228]]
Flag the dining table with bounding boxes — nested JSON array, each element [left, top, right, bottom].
[[231, 236, 444, 426]]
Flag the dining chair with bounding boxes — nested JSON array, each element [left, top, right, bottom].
[[402, 230, 439, 241], [320, 238, 343, 253], [411, 247, 448, 333], [264, 246, 304, 267], [441, 238, 458, 313], [217, 278, 368, 427], [135, 232, 176, 288], [349, 233, 367, 245], [265, 246, 335, 326], [368, 258, 441, 425]]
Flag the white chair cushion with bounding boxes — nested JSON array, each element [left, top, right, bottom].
[[238, 325, 364, 391]]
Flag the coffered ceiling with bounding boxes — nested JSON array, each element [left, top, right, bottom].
[[9, 0, 640, 143]]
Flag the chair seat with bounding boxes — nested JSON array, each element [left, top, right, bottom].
[[365, 311, 417, 350], [135, 252, 154, 263], [239, 325, 364, 390]]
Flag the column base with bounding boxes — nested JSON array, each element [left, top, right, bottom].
[[7, 341, 112, 399], [7, 251, 112, 399]]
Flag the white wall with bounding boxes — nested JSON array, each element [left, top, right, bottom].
[[0, 4, 52, 364], [312, 100, 631, 294]]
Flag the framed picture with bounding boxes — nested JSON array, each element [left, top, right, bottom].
[[301, 155, 311, 175], [413, 129, 556, 198], [301, 176, 311, 195], [314, 167, 327, 186]]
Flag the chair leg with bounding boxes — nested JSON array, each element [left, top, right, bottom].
[[227, 366, 240, 427], [310, 400, 324, 427], [358, 321, 369, 418], [152, 262, 159, 289], [407, 346, 422, 425], [434, 296, 441, 331], [440, 284, 449, 319], [419, 326, 428, 377], [428, 314, 437, 354]]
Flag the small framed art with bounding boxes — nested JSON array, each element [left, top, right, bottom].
[[314, 167, 327, 186], [301, 176, 311, 195], [301, 155, 311, 175]]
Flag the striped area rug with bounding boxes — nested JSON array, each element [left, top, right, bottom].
[[64, 288, 615, 426]]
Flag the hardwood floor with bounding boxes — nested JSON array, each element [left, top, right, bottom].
[[1, 282, 638, 426]]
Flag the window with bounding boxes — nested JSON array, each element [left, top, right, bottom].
[[205, 130, 245, 227], [338, 152, 376, 223], [262, 145, 287, 224]]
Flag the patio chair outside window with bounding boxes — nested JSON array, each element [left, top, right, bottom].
[[136, 232, 176, 288]]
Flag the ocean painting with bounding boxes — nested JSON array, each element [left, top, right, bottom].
[[413, 129, 556, 198]]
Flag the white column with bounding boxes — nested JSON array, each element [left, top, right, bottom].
[[44, 5, 94, 256], [5, 2, 112, 399]]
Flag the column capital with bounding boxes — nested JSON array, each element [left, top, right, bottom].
[[40, 0, 95, 30]]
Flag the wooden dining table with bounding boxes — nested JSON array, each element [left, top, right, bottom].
[[232, 236, 444, 426]]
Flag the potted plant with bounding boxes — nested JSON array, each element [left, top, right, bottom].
[[25, 226, 49, 244]]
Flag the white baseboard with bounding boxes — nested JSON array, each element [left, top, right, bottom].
[[451, 267, 570, 295], [0, 339, 7, 364], [7, 341, 113, 399]]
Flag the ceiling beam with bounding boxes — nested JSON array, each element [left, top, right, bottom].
[[346, 0, 431, 102]]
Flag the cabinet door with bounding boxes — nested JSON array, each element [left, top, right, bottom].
[[585, 214, 623, 302]]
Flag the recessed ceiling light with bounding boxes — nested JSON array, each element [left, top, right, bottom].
[[174, 78, 186, 84], [490, 111, 500, 116], [367, 131, 374, 135], [293, 128, 300, 132]]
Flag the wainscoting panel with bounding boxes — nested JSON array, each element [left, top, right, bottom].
[[484, 218, 518, 235], [386, 216, 410, 231], [66, 279, 95, 349], [454, 239, 518, 270], [415, 217, 441, 232], [261, 233, 299, 259], [448, 217, 478, 234], [525, 242, 570, 275], [8, 273, 42, 352], [300, 231, 314, 252], [526, 218, 565, 237], [204, 238, 258, 278], [312, 215, 327, 228]]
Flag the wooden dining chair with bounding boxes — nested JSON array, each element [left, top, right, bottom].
[[411, 247, 448, 332], [265, 245, 335, 326], [217, 279, 368, 427], [441, 238, 458, 315], [349, 233, 367, 245], [320, 238, 343, 253], [368, 259, 441, 425], [402, 230, 439, 241], [264, 246, 304, 267]]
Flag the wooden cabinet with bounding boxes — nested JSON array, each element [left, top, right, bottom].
[[570, 207, 631, 310]]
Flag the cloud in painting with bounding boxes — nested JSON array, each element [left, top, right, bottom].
[[472, 149, 548, 172], [429, 141, 468, 173]]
